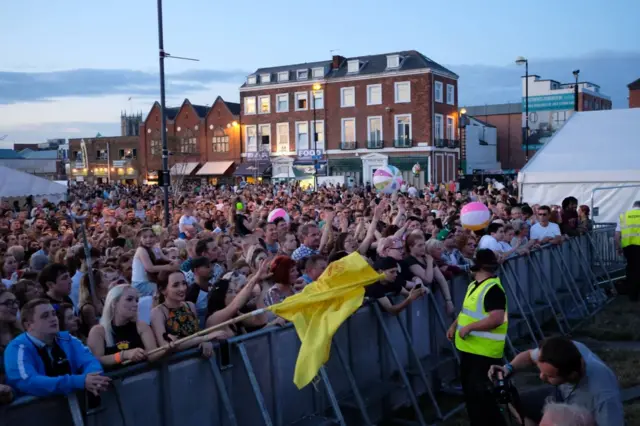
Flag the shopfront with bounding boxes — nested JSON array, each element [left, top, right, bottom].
[[328, 157, 362, 184], [196, 161, 235, 186]]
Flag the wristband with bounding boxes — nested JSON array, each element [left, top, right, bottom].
[[504, 363, 514, 375], [114, 351, 123, 364]]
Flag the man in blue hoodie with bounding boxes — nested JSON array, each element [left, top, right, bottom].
[[4, 299, 111, 397]]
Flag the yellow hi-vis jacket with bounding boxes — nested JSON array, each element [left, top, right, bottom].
[[620, 209, 640, 248], [455, 277, 508, 359]]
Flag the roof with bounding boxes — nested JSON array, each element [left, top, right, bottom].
[[19, 149, 58, 160], [468, 116, 496, 128], [224, 101, 241, 116], [191, 104, 209, 119], [0, 166, 67, 197], [463, 103, 522, 116], [164, 107, 180, 120], [628, 78, 640, 90], [0, 149, 24, 159]]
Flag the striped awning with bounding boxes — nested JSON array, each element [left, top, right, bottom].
[[169, 162, 199, 176], [196, 161, 234, 176]]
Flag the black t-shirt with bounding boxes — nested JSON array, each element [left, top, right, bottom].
[[467, 277, 506, 312], [365, 278, 403, 299]]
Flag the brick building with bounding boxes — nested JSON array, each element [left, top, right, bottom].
[[239, 50, 461, 186], [138, 96, 241, 185], [629, 78, 640, 109], [68, 136, 140, 184]]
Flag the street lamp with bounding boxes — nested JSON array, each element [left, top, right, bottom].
[[573, 69, 580, 112], [515, 56, 529, 162], [312, 83, 322, 189]]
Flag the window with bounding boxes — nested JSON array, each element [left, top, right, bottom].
[[179, 133, 197, 153], [261, 73, 271, 83], [434, 114, 444, 140], [341, 87, 355, 107], [347, 60, 361, 73], [245, 125, 257, 152], [297, 69, 308, 80], [150, 140, 161, 156], [247, 75, 257, 85], [395, 114, 412, 141], [446, 84, 455, 105], [312, 67, 324, 78], [446, 116, 455, 140], [278, 71, 289, 82], [387, 54, 400, 69], [131, 148, 137, 158], [212, 128, 229, 152], [258, 95, 270, 114], [296, 122, 309, 150], [276, 123, 290, 153], [367, 84, 382, 105], [295, 92, 308, 111], [311, 120, 325, 150], [96, 149, 107, 160], [276, 94, 289, 113], [367, 116, 383, 142], [312, 90, 324, 109], [118, 149, 125, 158], [244, 96, 256, 115], [434, 81, 443, 103], [341, 118, 356, 142], [395, 82, 410, 103], [258, 124, 271, 150]]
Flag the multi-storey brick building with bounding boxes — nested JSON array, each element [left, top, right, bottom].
[[239, 50, 460, 186], [138, 96, 241, 185], [629, 78, 640, 109], [68, 136, 140, 184]]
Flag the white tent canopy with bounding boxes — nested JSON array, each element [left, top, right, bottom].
[[518, 109, 640, 223], [0, 166, 68, 203]]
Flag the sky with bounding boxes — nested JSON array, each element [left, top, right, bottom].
[[1, 0, 639, 145]]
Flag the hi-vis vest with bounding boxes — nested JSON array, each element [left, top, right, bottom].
[[455, 277, 508, 359], [620, 209, 640, 248]]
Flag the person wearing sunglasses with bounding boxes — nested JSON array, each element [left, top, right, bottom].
[[530, 205, 562, 246]]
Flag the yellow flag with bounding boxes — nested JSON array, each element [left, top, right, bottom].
[[267, 252, 383, 389]]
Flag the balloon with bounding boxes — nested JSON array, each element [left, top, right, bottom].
[[372, 165, 403, 194], [460, 202, 491, 231], [268, 208, 290, 223]]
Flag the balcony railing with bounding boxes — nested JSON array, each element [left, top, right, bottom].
[[366, 140, 384, 149], [434, 138, 460, 149], [393, 138, 413, 148], [340, 141, 358, 150]]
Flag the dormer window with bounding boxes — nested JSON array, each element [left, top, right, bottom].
[[347, 60, 361, 73], [312, 67, 324, 78], [387, 54, 401, 69], [297, 69, 309, 80], [261, 73, 271, 83], [278, 71, 289, 82], [247, 75, 257, 85]]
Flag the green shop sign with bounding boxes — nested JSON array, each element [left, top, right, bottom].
[[522, 94, 574, 112]]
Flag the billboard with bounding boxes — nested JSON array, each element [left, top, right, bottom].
[[522, 94, 575, 151], [523, 94, 574, 112]]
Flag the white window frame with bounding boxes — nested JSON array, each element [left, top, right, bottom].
[[347, 60, 360, 73], [446, 84, 455, 105], [434, 114, 444, 140], [312, 89, 324, 109], [341, 118, 356, 143], [278, 71, 289, 82], [261, 73, 271, 84], [297, 69, 308, 80], [276, 94, 289, 113], [394, 114, 412, 141], [276, 123, 290, 153], [434, 81, 443, 103], [295, 121, 310, 150], [247, 75, 257, 85], [367, 84, 382, 105], [258, 95, 270, 114], [245, 125, 257, 152], [340, 87, 355, 108], [312, 67, 324, 78], [367, 116, 383, 142], [387, 54, 400, 69], [244, 96, 256, 115], [294, 92, 308, 111], [446, 116, 455, 140], [258, 123, 271, 151], [394, 81, 411, 103], [311, 120, 325, 151]]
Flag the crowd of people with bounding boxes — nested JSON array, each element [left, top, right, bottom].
[[0, 179, 609, 424]]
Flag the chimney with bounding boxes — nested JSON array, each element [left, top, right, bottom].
[[332, 55, 345, 70]]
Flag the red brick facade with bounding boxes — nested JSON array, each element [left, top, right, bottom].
[[628, 78, 640, 109]]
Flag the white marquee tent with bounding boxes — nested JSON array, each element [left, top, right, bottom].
[[0, 166, 68, 203], [518, 109, 640, 224]]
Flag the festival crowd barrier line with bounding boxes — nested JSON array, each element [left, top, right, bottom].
[[3, 227, 623, 426]]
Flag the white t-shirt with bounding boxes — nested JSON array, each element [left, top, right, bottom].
[[137, 296, 153, 325], [478, 235, 504, 252], [178, 215, 198, 233], [530, 222, 561, 241]]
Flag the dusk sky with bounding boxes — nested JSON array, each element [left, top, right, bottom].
[[1, 0, 639, 144]]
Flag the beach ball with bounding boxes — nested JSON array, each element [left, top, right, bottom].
[[460, 202, 491, 231], [373, 165, 403, 194], [268, 208, 290, 223], [411, 163, 422, 176]]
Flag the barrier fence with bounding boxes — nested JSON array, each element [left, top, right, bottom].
[[3, 227, 624, 426]]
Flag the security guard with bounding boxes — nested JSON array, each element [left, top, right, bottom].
[[447, 249, 508, 426], [615, 200, 640, 301]]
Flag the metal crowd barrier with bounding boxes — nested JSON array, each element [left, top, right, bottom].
[[2, 228, 623, 426]]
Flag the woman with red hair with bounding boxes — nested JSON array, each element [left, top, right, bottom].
[[263, 255, 299, 307]]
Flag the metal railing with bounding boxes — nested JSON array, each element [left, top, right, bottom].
[[340, 141, 357, 150], [4, 229, 623, 426], [366, 140, 384, 149], [393, 138, 413, 148]]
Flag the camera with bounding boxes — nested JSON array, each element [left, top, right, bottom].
[[492, 371, 512, 404]]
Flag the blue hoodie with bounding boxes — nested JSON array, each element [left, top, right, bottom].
[[4, 332, 103, 398]]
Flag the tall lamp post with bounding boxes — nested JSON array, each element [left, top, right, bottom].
[[515, 56, 529, 162], [573, 69, 580, 112], [459, 108, 467, 176], [312, 83, 322, 189]]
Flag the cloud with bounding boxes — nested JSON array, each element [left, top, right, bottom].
[[0, 122, 120, 147], [0, 68, 248, 104]]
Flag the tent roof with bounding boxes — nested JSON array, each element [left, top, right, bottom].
[[519, 109, 640, 184], [0, 166, 67, 198]]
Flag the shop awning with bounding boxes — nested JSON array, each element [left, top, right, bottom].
[[170, 162, 199, 176], [233, 162, 272, 177], [196, 161, 235, 176]]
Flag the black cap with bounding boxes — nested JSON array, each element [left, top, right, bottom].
[[191, 256, 211, 270], [470, 249, 499, 273], [374, 256, 399, 272]]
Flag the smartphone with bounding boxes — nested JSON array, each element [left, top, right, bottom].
[[414, 283, 423, 289]]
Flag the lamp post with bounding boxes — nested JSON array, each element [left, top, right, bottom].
[[459, 108, 467, 176], [573, 69, 580, 112], [515, 56, 529, 162], [312, 83, 321, 189]]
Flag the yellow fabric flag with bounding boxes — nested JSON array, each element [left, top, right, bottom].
[[267, 252, 383, 389]]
